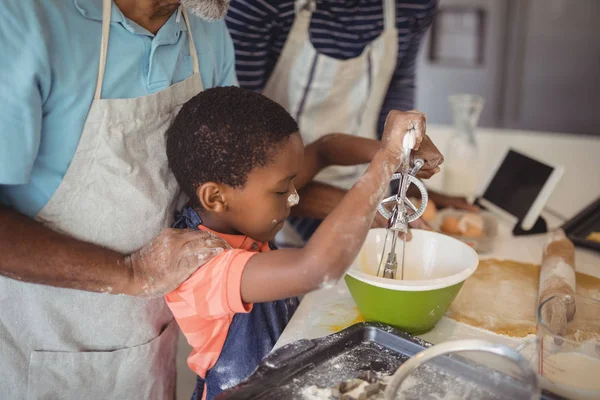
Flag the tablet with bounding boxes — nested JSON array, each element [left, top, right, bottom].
[[478, 149, 564, 230]]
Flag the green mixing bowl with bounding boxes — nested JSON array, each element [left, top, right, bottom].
[[345, 229, 479, 334]]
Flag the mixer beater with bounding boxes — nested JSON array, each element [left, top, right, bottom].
[[376, 144, 429, 280]]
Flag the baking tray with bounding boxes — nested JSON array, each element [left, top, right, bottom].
[[562, 196, 600, 252], [217, 322, 564, 400]]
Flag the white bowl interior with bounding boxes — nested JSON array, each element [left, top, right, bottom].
[[348, 229, 479, 291]]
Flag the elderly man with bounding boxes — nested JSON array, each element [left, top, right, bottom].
[[0, 0, 233, 398]]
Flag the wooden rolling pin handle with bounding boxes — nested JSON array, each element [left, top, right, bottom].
[[538, 229, 576, 336]]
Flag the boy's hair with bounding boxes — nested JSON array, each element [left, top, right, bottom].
[[167, 86, 299, 202]]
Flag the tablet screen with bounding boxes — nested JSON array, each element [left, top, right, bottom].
[[482, 150, 554, 220]]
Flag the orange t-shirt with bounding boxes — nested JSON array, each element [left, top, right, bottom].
[[165, 226, 270, 388]]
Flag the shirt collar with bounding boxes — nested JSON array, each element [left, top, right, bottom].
[[74, 0, 188, 33], [173, 206, 270, 252], [197, 225, 270, 252]]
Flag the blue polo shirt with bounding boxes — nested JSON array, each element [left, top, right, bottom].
[[0, 0, 238, 217]]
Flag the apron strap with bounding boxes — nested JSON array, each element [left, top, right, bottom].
[[383, 0, 396, 31], [94, 1, 202, 101], [294, 0, 316, 15], [182, 8, 201, 75], [94, 0, 112, 100]]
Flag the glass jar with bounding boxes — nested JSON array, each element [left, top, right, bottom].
[[443, 94, 485, 200]]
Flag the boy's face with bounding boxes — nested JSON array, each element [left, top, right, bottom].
[[220, 132, 304, 242]]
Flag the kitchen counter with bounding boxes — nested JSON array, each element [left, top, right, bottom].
[[275, 125, 600, 349], [275, 226, 600, 350]]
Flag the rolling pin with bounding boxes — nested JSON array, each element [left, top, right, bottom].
[[538, 229, 576, 337]]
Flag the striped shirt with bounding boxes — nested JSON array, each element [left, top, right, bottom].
[[226, 0, 438, 134], [165, 225, 270, 391]]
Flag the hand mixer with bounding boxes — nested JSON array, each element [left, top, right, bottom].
[[376, 131, 429, 280]]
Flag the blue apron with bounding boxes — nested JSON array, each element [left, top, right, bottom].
[[173, 207, 299, 400], [286, 215, 322, 244]]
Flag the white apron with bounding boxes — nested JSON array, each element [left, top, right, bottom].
[[265, 0, 399, 247], [0, 0, 203, 398]]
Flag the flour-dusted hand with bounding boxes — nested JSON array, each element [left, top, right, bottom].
[[380, 110, 426, 164], [127, 228, 230, 297]]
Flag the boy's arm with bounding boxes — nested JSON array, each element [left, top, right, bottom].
[[241, 111, 425, 303], [296, 133, 442, 190]]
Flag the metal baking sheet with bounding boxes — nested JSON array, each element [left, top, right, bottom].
[[562, 196, 600, 252], [216, 322, 564, 400]]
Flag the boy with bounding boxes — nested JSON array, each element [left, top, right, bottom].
[[165, 86, 426, 400]]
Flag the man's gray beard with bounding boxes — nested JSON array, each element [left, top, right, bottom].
[[180, 0, 230, 21]]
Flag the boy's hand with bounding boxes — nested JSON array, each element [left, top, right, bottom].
[[380, 110, 426, 166]]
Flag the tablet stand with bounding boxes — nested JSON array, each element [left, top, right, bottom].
[[512, 216, 548, 236], [474, 198, 548, 236]]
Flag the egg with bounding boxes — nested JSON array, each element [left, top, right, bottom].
[[441, 216, 462, 235], [463, 225, 484, 238], [457, 213, 484, 236], [442, 213, 485, 237]]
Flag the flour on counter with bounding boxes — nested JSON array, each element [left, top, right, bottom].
[[301, 385, 333, 400]]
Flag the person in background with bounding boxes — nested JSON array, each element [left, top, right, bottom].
[[0, 0, 236, 398], [226, 0, 478, 247], [164, 86, 432, 399]]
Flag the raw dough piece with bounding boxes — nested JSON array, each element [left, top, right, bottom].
[[447, 259, 600, 337]]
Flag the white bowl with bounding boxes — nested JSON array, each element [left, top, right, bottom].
[[348, 229, 479, 291]]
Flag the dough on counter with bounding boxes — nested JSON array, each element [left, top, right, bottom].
[[586, 231, 600, 242], [447, 259, 600, 337]]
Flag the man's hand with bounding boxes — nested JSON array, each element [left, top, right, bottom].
[[127, 228, 230, 297], [0, 206, 230, 296], [429, 191, 479, 212], [413, 134, 444, 179]]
